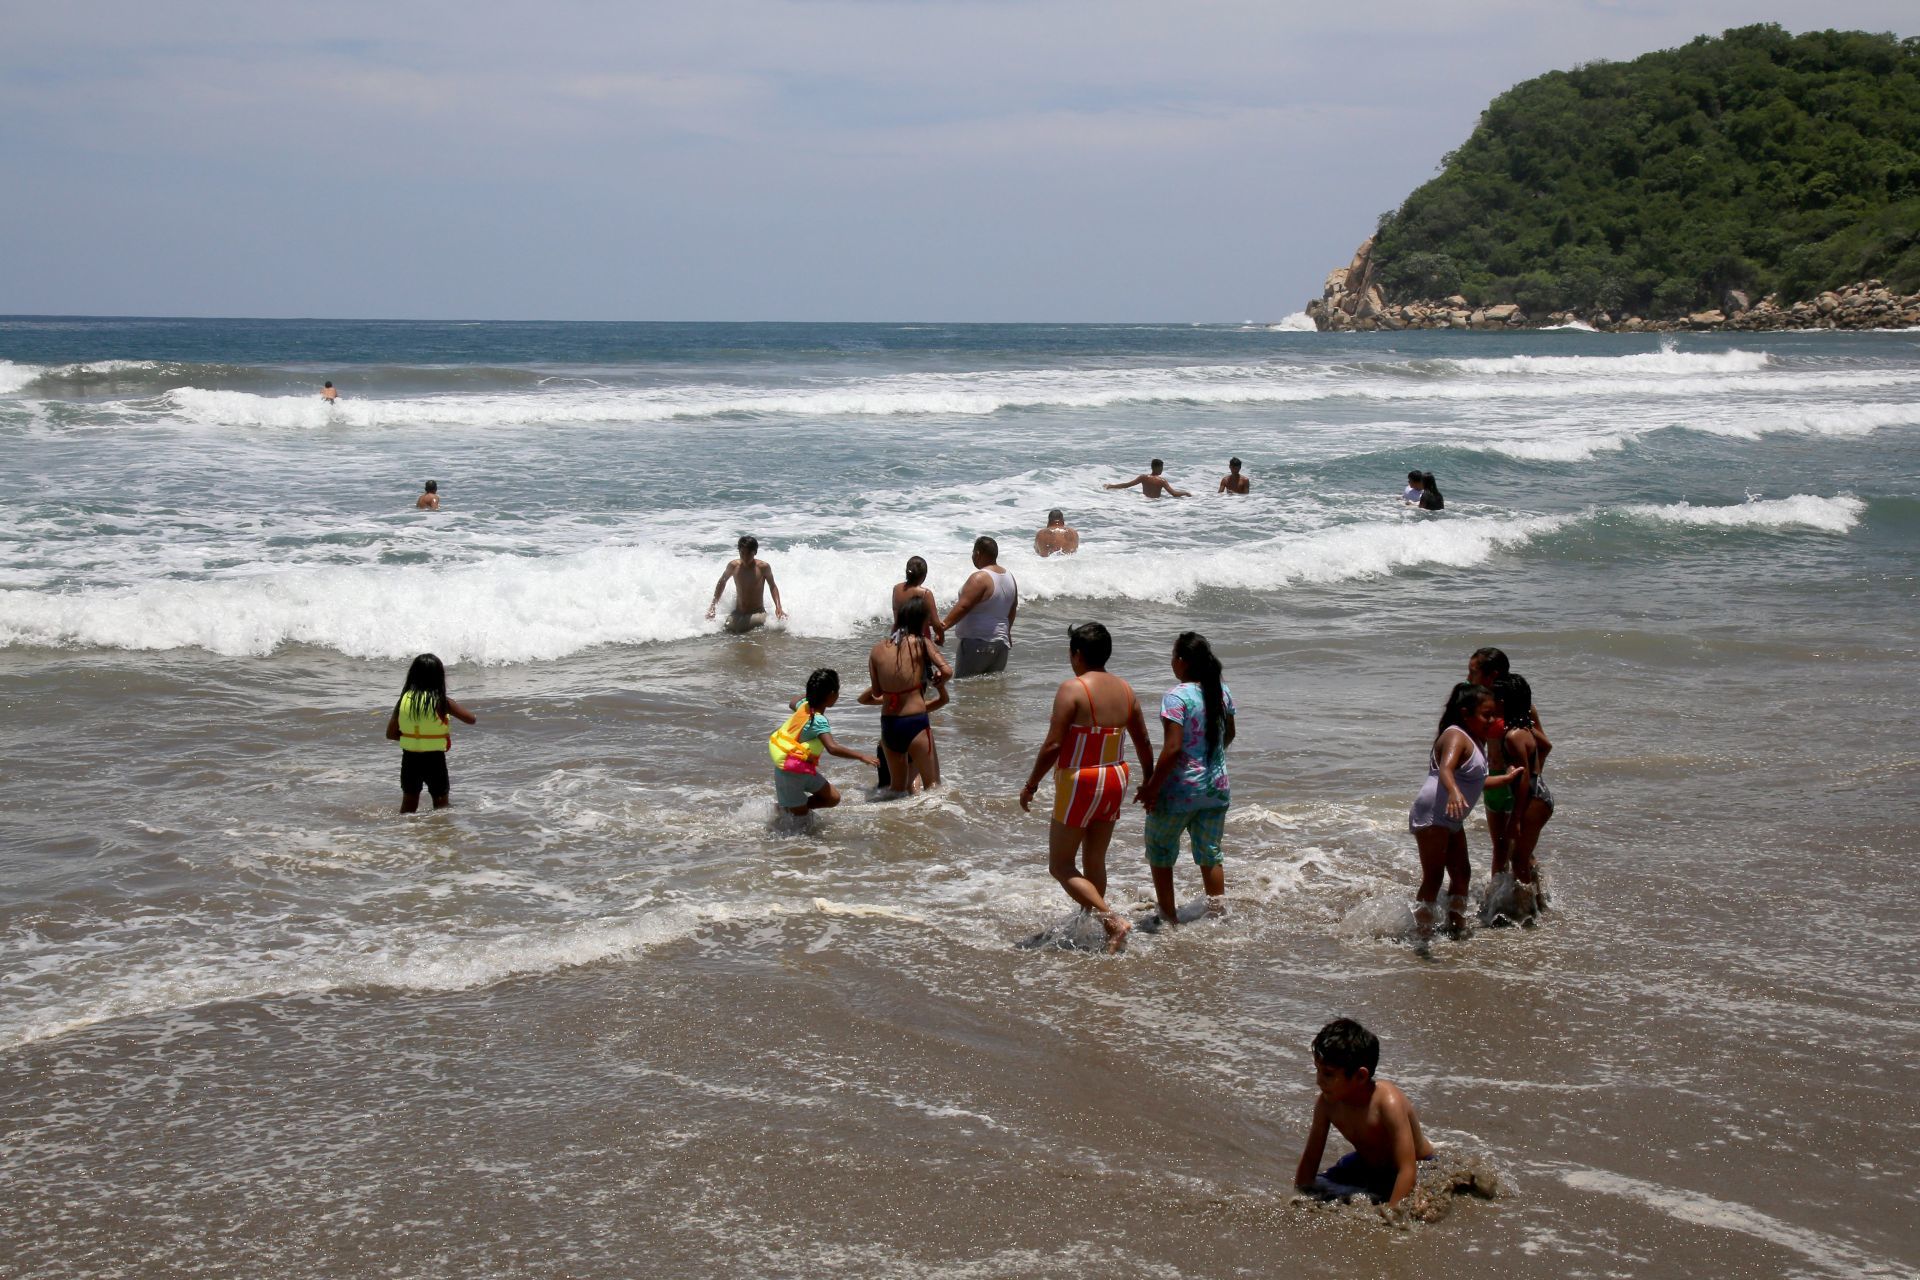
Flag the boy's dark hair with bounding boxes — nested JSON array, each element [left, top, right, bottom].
[[424, 480, 437, 493], [1408, 470, 1422, 484], [974, 535, 999, 562], [804, 668, 839, 709], [1229, 457, 1241, 470], [904, 554, 928, 585], [324, 381, 334, 388], [1067, 621, 1112, 670], [1312, 1018, 1380, 1075], [1150, 458, 1164, 473], [1471, 646, 1510, 679], [1047, 508, 1064, 525], [738, 535, 759, 558]]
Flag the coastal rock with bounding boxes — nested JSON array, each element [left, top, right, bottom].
[[1302, 237, 1920, 333]]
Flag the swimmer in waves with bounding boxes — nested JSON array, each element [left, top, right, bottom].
[[707, 535, 788, 634]]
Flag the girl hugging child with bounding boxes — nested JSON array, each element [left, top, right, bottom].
[[771, 668, 878, 817]]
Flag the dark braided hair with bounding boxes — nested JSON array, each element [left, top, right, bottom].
[[1174, 631, 1227, 758]]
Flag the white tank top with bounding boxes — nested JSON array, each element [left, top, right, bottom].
[[953, 567, 1016, 643]]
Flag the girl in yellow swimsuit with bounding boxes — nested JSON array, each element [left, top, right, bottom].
[[1019, 622, 1156, 952]]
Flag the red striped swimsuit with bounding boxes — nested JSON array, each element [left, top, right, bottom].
[[1051, 678, 1132, 828]]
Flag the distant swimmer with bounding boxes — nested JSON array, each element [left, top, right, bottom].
[[415, 480, 439, 510], [1018, 622, 1155, 952], [1402, 470, 1424, 504], [1105, 458, 1189, 499], [940, 536, 1017, 678], [1293, 1018, 1436, 1207], [707, 535, 788, 633], [891, 556, 946, 644], [1219, 457, 1250, 494], [1034, 509, 1080, 558], [322, 381, 338, 402]]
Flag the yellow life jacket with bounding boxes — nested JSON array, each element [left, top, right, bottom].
[[768, 701, 823, 773], [397, 690, 451, 753]]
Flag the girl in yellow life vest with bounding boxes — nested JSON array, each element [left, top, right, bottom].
[[770, 668, 877, 817], [383, 653, 478, 813]]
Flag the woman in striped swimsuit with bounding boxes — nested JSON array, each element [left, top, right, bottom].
[[1020, 622, 1156, 952]]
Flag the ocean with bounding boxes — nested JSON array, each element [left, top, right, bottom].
[[2, 316, 1916, 1278]]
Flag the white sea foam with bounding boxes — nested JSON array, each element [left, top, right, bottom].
[[68, 353, 1907, 432], [1439, 349, 1771, 376], [1560, 1167, 1917, 1280], [0, 903, 760, 1050], [0, 360, 39, 395], [0, 514, 1571, 662], [1271, 312, 1318, 332], [0, 497, 1868, 662], [1538, 320, 1598, 332], [1623, 494, 1865, 533]]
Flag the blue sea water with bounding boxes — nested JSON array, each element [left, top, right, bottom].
[[1, 316, 1917, 1278]]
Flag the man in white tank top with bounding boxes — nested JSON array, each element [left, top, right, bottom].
[[942, 536, 1018, 677]]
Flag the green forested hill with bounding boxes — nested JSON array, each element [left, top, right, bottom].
[[1370, 25, 1920, 317]]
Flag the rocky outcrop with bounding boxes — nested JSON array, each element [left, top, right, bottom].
[[1304, 239, 1920, 333]]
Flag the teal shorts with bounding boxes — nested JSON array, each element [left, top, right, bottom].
[[773, 768, 827, 810], [1145, 804, 1227, 869]]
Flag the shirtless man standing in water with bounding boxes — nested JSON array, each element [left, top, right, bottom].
[[707, 535, 788, 633], [1034, 509, 1080, 557], [1219, 457, 1250, 494], [415, 480, 439, 510], [1106, 459, 1189, 498]]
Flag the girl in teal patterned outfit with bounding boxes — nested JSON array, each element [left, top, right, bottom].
[[1135, 632, 1235, 926]]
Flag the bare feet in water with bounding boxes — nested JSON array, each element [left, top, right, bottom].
[[1102, 911, 1131, 953]]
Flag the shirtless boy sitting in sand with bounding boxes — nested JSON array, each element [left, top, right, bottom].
[[707, 535, 788, 633], [1105, 459, 1189, 499], [1294, 1018, 1435, 1206]]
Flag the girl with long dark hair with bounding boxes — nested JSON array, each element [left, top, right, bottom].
[[1136, 632, 1236, 926], [383, 653, 478, 813], [1406, 682, 1505, 936]]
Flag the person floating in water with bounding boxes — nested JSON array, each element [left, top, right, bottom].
[[1105, 458, 1189, 498], [1019, 622, 1155, 953], [708, 535, 788, 633], [1034, 509, 1080, 558], [1402, 471, 1423, 504], [416, 480, 439, 510], [940, 536, 1017, 678], [769, 668, 877, 817], [1219, 457, 1250, 494], [321, 381, 338, 402], [383, 653, 477, 813], [1136, 632, 1234, 927], [1417, 472, 1444, 511], [1293, 1018, 1435, 1207]]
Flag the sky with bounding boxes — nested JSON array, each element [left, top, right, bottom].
[[1, 2, 1913, 321]]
